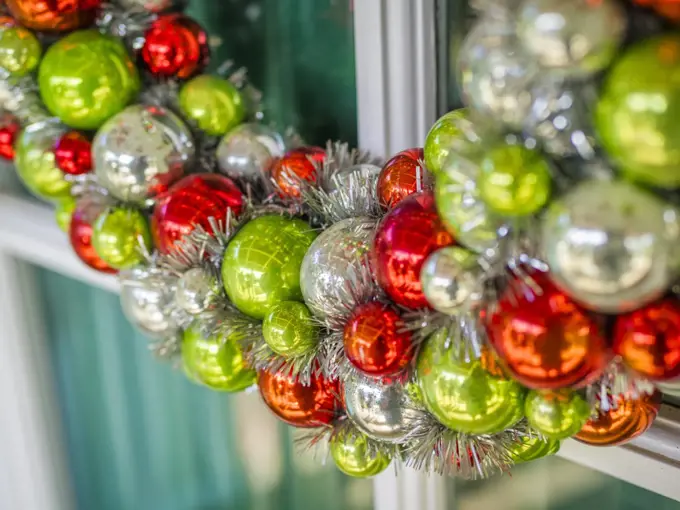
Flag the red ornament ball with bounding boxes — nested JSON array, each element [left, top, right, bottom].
[[0, 113, 19, 161], [343, 302, 412, 377], [141, 14, 209, 79], [54, 131, 92, 175], [377, 148, 430, 209], [488, 272, 609, 390], [152, 173, 243, 255], [270, 146, 326, 198], [258, 369, 339, 428], [5, 0, 101, 31], [614, 298, 680, 381], [371, 191, 454, 309], [69, 199, 116, 274]]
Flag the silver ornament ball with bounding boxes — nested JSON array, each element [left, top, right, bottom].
[[175, 267, 219, 315], [93, 104, 195, 206], [541, 180, 680, 314], [517, 0, 627, 77], [344, 375, 426, 443], [119, 267, 179, 338], [216, 123, 287, 183]]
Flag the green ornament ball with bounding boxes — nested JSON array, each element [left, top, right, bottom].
[[263, 301, 319, 357], [508, 435, 560, 464], [595, 35, 680, 188], [424, 108, 474, 176], [15, 119, 71, 201], [330, 429, 391, 478], [182, 324, 257, 392], [479, 144, 551, 217], [417, 329, 525, 435], [525, 390, 591, 440], [38, 30, 140, 130], [55, 196, 76, 232], [222, 215, 317, 320], [0, 25, 41, 77], [179, 75, 245, 136], [92, 207, 152, 270]]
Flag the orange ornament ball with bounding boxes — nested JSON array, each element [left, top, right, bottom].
[[270, 146, 325, 198], [575, 391, 662, 447], [634, 0, 680, 22], [377, 148, 431, 209], [6, 0, 101, 32]]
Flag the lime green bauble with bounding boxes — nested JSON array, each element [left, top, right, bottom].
[[15, 119, 70, 201], [508, 435, 560, 464], [595, 35, 680, 188], [417, 329, 525, 435], [55, 196, 76, 232], [0, 25, 41, 77], [330, 429, 391, 478], [38, 30, 140, 130], [179, 75, 245, 136], [525, 390, 590, 440], [263, 301, 319, 357], [182, 325, 257, 392], [222, 215, 317, 320], [424, 108, 473, 176], [92, 207, 152, 270], [479, 144, 551, 217]]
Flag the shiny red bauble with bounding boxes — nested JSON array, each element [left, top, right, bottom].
[[69, 199, 116, 274], [6, 0, 101, 31], [614, 298, 680, 381], [0, 114, 19, 161], [377, 148, 430, 209], [344, 302, 412, 376], [141, 14, 209, 79], [487, 272, 609, 390], [151, 173, 243, 255], [371, 191, 454, 309], [54, 131, 92, 175], [270, 146, 326, 198], [258, 369, 340, 428]]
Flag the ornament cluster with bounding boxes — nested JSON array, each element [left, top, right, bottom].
[[1, 0, 678, 480]]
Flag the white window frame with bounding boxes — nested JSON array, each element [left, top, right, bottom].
[[1, 1, 680, 508]]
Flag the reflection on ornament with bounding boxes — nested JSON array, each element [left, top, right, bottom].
[[179, 75, 244, 136], [6, 0, 101, 31], [525, 389, 590, 440], [271, 147, 326, 198], [175, 267, 219, 316], [0, 24, 41, 76], [330, 428, 391, 478], [92, 207, 152, 270], [263, 301, 319, 357], [216, 123, 287, 183], [377, 148, 429, 209]]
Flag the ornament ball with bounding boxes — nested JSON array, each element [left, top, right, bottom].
[[377, 148, 430, 209], [525, 389, 590, 440], [424, 109, 470, 176], [0, 24, 41, 77], [175, 267, 219, 316], [271, 146, 326, 198], [508, 435, 560, 464], [55, 196, 76, 232], [69, 198, 116, 274], [54, 131, 93, 175], [6, 0, 101, 32], [119, 267, 178, 338], [179, 75, 245, 136], [92, 207, 152, 270], [262, 301, 319, 357], [0, 113, 19, 160], [330, 429, 391, 478]]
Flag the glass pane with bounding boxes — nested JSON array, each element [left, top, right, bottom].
[[449, 456, 680, 510], [36, 267, 372, 510]]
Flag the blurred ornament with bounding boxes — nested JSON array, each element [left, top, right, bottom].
[[94, 105, 194, 206], [344, 302, 412, 377], [458, 14, 538, 129], [516, 0, 626, 76], [614, 299, 680, 381], [0, 25, 41, 77], [141, 14, 209, 79], [15, 118, 71, 201], [118, 0, 178, 11], [424, 109, 473, 177], [178, 75, 244, 136], [541, 180, 680, 314], [575, 391, 661, 447], [634, 0, 680, 22], [488, 272, 608, 389], [69, 198, 116, 274], [300, 217, 375, 320], [0, 113, 19, 160], [55, 196, 76, 232], [376, 148, 429, 209], [258, 370, 339, 427], [175, 267, 219, 315], [263, 301, 319, 357], [372, 191, 454, 309], [182, 325, 256, 392], [330, 428, 391, 477], [344, 374, 425, 443], [222, 215, 317, 320], [596, 35, 680, 188], [479, 143, 551, 217], [152, 174, 243, 254], [38, 30, 140, 130], [92, 207, 152, 270], [508, 435, 560, 463], [271, 146, 326, 198], [525, 390, 590, 440], [417, 329, 525, 435], [6, 0, 101, 31], [216, 123, 287, 183], [119, 266, 177, 338], [420, 246, 483, 315], [54, 131, 92, 175]]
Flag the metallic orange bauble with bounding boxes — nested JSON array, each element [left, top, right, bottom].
[[377, 148, 430, 209], [487, 272, 609, 390], [6, 0, 101, 31], [270, 147, 325, 198], [634, 0, 680, 22], [258, 369, 339, 428], [575, 391, 662, 446]]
